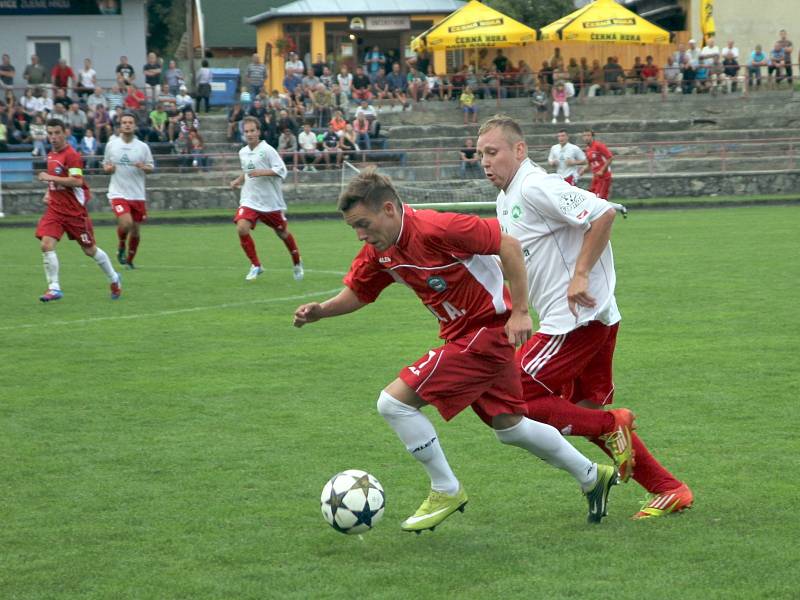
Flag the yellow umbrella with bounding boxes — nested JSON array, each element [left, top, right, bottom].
[[410, 0, 537, 52], [539, 0, 672, 44]]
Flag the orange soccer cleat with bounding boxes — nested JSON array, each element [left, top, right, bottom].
[[598, 408, 636, 482], [632, 483, 694, 520]]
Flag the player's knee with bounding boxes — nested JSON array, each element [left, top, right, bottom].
[[81, 245, 96, 257], [376, 390, 416, 420]]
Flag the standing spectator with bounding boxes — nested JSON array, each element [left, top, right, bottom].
[[663, 56, 682, 92], [277, 126, 299, 171], [721, 40, 740, 61], [548, 129, 586, 185], [143, 52, 162, 107], [0, 54, 15, 90], [164, 60, 184, 95], [246, 53, 267, 98], [77, 58, 96, 98], [531, 82, 548, 122], [24, 55, 48, 87], [748, 45, 768, 88], [776, 29, 794, 85], [116, 55, 135, 86], [353, 113, 371, 151], [551, 81, 570, 124], [539, 60, 554, 91], [195, 59, 212, 113], [87, 85, 107, 110], [641, 56, 660, 93], [297, 122, 320, 171], [106, 85, 124, 111], [51, 58, 75, 92], [79, 127, 99, 169], [352, 66, 372, 101], [580, 129, 613, 200], [768, 42, 787, 87], [459, 137, 480, 178], [460, 85, 477, 124], [493, 49, 509, 73], [30, 114, 47, 156], [284, 52, 304, 93], [365, 45, 386, 78], [337, 65, 353, 105]]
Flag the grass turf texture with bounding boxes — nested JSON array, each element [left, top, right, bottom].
[[1, 206, 798, 599]]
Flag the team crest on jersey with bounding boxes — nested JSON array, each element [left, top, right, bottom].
[[511, 204, 522, 220], [427, 275, 447, 292], [558, 190, 587, 215], [120, 153, 130, 164], [246, 161, 255, 170], [54, 166, 63, 175]]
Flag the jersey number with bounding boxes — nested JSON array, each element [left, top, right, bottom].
[[409, 350, 437, 376], [426, 301, 466, 323]]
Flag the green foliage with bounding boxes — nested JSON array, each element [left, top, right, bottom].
[[485, 0, 575, 28], [147, 0, 186, 58], [2, 208, 799, 598]]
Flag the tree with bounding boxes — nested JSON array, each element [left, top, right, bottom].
[[484, 0, 575, 29], [147, 0, 186, 58]]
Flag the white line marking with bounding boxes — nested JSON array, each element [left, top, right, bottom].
[[0, 288, 342, 332], [0, 264, 347, 276]]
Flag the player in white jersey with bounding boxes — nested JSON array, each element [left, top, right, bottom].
[[547, 129, 586, 186], [103, 112, 154, 268], [230, 116, 303, 281], [477, 115, 693, 520]]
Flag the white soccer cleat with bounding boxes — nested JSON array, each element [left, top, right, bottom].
[[293, 261, 304, 281], [245, 265, 264, 281]]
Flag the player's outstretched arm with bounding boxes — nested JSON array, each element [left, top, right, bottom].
[[567, 207, 616, 316], [293, 287, 366, 328], [498, 233, 533, 346]]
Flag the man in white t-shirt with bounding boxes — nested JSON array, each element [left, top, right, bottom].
[[103, 112, 154, 268], [720, 40, 739, 61], [700, 35, 721, 65], [284, 52, 304, 93], [477, 115, 693, 520], [77, 58, 97, 97], [547, 129, 586, 186], [229, 116, 303, 281], [297, 122, 321, 172]]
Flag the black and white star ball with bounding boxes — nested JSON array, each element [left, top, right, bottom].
[[320, 469, 385, 534]]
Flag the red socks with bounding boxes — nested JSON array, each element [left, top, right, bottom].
[[589, 433, 683, 495], [239, 234, 260, 266], [127, 235, 140, 264], [282, 233, 301, 265], [526, 396, 615, 438], [117, 226, 127, 250]]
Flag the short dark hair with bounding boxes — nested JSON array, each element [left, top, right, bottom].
[[120, 111, 138, 124], [583, 129, 595, 137], [45, 118, 65, 130], [557, 129, 568, 135], [337, 166, 401, 213]]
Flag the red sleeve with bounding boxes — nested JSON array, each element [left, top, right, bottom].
[[342, 246, 394, 304], [65, 149, 84, 177], [598, 142, 613, 160], [430, 212, 502, 257]]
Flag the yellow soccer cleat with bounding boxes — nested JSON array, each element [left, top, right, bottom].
[[400, 486, 468, 534], [598, 408, 636, 483]]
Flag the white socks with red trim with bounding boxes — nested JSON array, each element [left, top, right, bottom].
[[92, 247, 117, 282], [42, 251, 60, 290]]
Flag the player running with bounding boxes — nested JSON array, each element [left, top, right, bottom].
[[580, 129, 613, 200], [103, 112, 154, 269], [294, 168, 619, 533], [35, 118, 122, 302], [230, 116, 303, 281], [478, 115, 693, 519], [548, 129, 586, 185]]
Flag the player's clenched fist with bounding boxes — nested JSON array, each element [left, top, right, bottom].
[[294, 302, 324, 327]]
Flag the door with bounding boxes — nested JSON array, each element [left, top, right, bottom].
[[27, 38, 71, 73]]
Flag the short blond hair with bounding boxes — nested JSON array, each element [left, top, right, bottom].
[[337, 166, 401, 212], [477, 114, 525, 146]]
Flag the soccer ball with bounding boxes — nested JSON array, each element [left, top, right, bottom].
[[320, 469, 385, 535]]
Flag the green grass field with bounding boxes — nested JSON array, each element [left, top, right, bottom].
[[2, 206, 799, 599]]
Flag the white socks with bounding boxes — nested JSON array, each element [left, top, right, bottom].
[[42, 251, 60, 290], [92, 247, 118, 282], [377, 391, 460, 495], [495, 417, 597, 491]]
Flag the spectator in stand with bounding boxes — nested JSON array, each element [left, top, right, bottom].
[[551, 80, 570, 124], [329, 110, 347, 135], [30, 114, 47, 156], [722, 53, 743, 93], [297, 122, 320, 172], [87, 86, 107, 110], [365, 45, 386, 79], [708, 56, 724, 93], [65, 103, 88, 140], [371, 67, 391, 103], [284, 52, 304, 93], [276, 109, 298, 137], [51, 59, 76, 92], [694, 59, 709, 92], [425, 67, 449, 101], [566, 58, 581, 95], [312, 83, 334, 128], [776, 29, 794, 85], [338, 123, 358, 161], [246, 53, 267, 99], [493, 49, 509, 74], [165, 60, 184, 95], [387, 63, 408, 108], [587, 59, 604, 97], [602, 57, 624, 95], [353, 112, 371, 151], [337, 65, 353, 105], [311, 53, 326, 78], [406, 66, 425, 102], [187, 129, 209, 171], [124, 83, 145, 111], [1, 53, 16, 90], [302, 66, 320, 94], [768, 42, 788, 87], [687, 39, 701, 66], [110, 105, 125, 132], [460, 85, 477, 124], [531, 82, 548, 122], [178, 107, 200, 142], [700, 36, 721, 65], [262, 111, 279, 147], [79, 127, 99, 169], [246, 97, 268, 128], [20, 88, 37, 115], [321, 123, 342, 168], [76, 58, 97, 98], [277, 126, 299, 171], [748, 45, 768, 88], [320, 66, 334, 89], [459, 137, 480, 178], [642, 55, 660, 93], [157, 82, 177, 114], [195, 59, 212, 113], [450, 65, 467, 99], [672, 43, 689, 67], [53, 87, 72, 110], [721, 40, 740, 61], [0, 119, 6, 152], [9, 104, 31, 143], [24, 55, 48, 87], [352, 66, 372, 101], [65, 126, 79, 151], [175, 84, 194, 111], [143, 52, 162, 107], [239, 86, 252, 111], [106, 84, 124, 111], [227, 101, 245, 141], [664, 56, 682, 92], [517, 60, 535, 95], [148, 102, 168, 141], [681, 55, 697, 93], [628, 56, 644, 93], [116, 55, 135, 86], [407, 49, 431, 78], [538, 60, 554, 91], [92, 103, 112, 141]]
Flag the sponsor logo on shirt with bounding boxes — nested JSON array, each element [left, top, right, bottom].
[[558, 191, 587, 215], [427, 275, 447, 293], [378, 256, 392, 263]]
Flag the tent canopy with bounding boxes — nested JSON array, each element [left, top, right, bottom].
[[410, 0, 537, 52], [539, 0, 672, 45]]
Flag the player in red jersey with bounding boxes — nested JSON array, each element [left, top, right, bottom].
[[35, 118, 122, 302], [478, 115, 692, 519], [294, 168, 619, 533], [580, 129, 613, 200]]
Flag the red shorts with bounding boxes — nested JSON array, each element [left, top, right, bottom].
[[234, 206, 287, 232], [35, 209, 96, 248], [517, 321, 619, 407], [111, 199, 148, 223], [590, 176, 612, 200], [398, 325, 525, 425], [564, 175, 576, 186]]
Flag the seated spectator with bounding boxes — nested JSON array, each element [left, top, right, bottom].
[[450, 65, 467, 99], [459, 137, 480, 178], [641, 56, 660, 93], [567, 57, 581, 93], [721, 40, 740, 61], [297, 122, 321, 171], [276, 109, 298, 137], [539, 60, 554, 91], [329, 110, 347, 135], [321, 123, 342, 168], [517, 60, 535, 95], [587, 59, 604, 97], [371, 66, 392, 103], [312, 83, 334, 128], [353, 113, 371, 150], [65, 126, 79, 151], [768, 42, 787, 87], [227, 101, 245, 141], [20, 88, 38, 115], [336, 65, 353, 105], [79, 127, 99, 168], [320, 66, 334, 89], [722, 55, 743, 93], [106, 85, 124, 111], [708, 56, 724, 93], [110, 105, 125, 133], [700, 36, 721, 65], [424, 67, 448, 100], [627, 56, 644, 93], [87, 86, 108, 111], [239, 87, 251, 111], [531, 82, 548, 122], [92, 104, 112, 142], [355, 100, 378, 128], [186, 129, 209, 171], [386, 63, 408, 106], [65, 103, 88, 140], [277, 126, 299, 170], [460, 85, 477, 124], [124, 84, 145, 111], [175, 85, 194, 111], [284, 52, 304, 93], [551, 81, 570, 124], [338, 123, 358, 161], [149, 102, 168, 141], [311, 53, 326, 78], [8, 104, 31, 144], [0, 119, 6, 152], [603, 57, 624, 94], [77, 58, 97, 98], [748, 45, 768, 88], [352, 66, 372, 101], [178, 108, 200, 143], [681, 55, 697, 93], [694, 62, 709, 93], [30, 114, 47, 156], [53, 87, 73, 110], [406, 67, 425, 102], [262, 111, 279, 147], [687, 39, 701, 65], [302, 66, 320, 95], [663, 56, 682, 92]]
